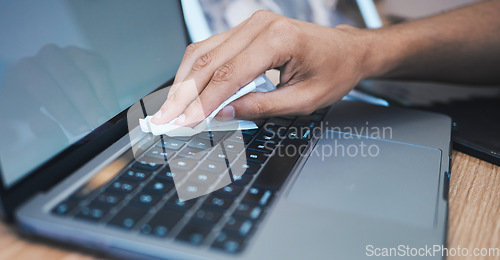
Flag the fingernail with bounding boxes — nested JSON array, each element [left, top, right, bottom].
[[216, 106, 235, 121], [153, 110, 162, 120]]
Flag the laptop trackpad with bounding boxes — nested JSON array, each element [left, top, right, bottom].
[[286, 131, 442, 228]]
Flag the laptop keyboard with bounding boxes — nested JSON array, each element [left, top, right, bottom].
[[51, 109, 327, 254]]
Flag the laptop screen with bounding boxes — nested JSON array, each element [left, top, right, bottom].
[[0, 0, 188, 187]]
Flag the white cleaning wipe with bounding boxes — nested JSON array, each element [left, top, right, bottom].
[[140, 74, 275, 136]]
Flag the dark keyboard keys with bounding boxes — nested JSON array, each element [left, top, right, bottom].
[[255, 132, 281, 143], [177, 147, 208, 160], [245, 150, 268, 163], [130, 192, 162, 208], [247, 140, 275, 154], [188, 137, 214, 150], [241, 129, 258, 136], [164, 196, 197, 212], [223, 216, 254, 237], [107, 179, 138, 194], [242, 187, 273, 206], [168, 157, 197, 171], [143, 178, 174, 194], [197, 131, 227, 142], [213, 184, 243, 198], [75, 201, 110, 222], [94, 192, 124, 206], [198, 160, 228, 174], [188, 171, 219, 186], [207, 147, 239, 163], [232, 173, 252, 186], [52, 200, 78, 215], [107, 205, 148, 229], [176, 183, 208, 200], [233, 203, 263, 220], [220, 140, 245, 154], [212, 232, 245, 253], [156, 138, 185, 151], [230, 160, 261, 176], [191, 206, 223, 226], [156, 169, 186, 182], [145, 147, 175, 161], [141, 209, 183, 237], [227, 132, 254, 144], [176, 223, 211, 245], [133, 159, 161, 172], [120, 168, 151, 182], [203, 195, 233, 210]]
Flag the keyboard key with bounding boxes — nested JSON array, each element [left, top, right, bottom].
[[196, 131, 227, 142], [243, 187, 273, 206], [177, 147, 208, 160], [213, 184, 243, 198], [245, 150, 269, 163], [187, 137, 214, 150], [232, 174, 252, 186], [253, 138, 308, 190], [176, 183, 208, 200], [241, 129, 259, 135], [212, 231, 245, 253], [133, 159, 161, 172], [75, 201, 110, 222], [156, 138, 185, 151], [227, 133, 253, 144], [233, 203, 263, 220], [120, 168, 151, 182], [223, 216, 254, 237], [107, 179, 138, 194], [107, 205, 148, 229], [230, 160, 261, 176], [255, 132, 281, 143], [220, 140, 245, 154], [168, 157, 198, 171], [176, 223, 211, 246], [172, 135, 192, 142], [141, 209, 183, 238], [145, 147, 175, 161], [247, 140, 275, 154], [207, 147, 239, 163], [188, 171, 219, 186], [156, 169, 186, 182], [203, 195, 233, 210], [164, 196, 197, 212], [52, 200, 78, 215], [191, 206, 223, 226], [198, 161, 228, 174], [143, 178, 174, 194], [94, 192, 124, 206], [130, 192, 162, 208]]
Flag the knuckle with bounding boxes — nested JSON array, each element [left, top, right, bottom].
[[252, 100, 271, 117], [184, 42, 201, 57], [268, 18, 293, 35], [250, 10, 272, 22], [212, 63, 234, 83], [192, 52, 214, 72]]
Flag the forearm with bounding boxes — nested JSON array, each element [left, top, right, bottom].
[[366, 0, 500, 85]]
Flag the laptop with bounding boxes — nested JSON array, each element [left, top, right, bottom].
[[0, 0, 451, 259]]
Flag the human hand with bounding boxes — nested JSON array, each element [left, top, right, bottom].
[[151, 10, 378, 127]]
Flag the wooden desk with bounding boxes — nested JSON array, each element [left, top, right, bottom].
[[0, 151, 498, 259]]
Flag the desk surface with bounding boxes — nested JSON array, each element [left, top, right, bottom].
[[0, 151, 498, 259]]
